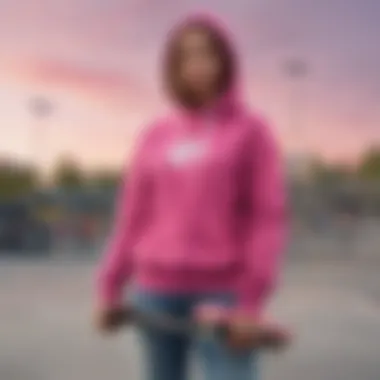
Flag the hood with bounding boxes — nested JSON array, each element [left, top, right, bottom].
[[163, 13, 243, 116]]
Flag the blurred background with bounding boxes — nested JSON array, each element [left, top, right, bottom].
[[0, 0, 379, 380]]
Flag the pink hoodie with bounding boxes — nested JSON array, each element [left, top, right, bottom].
[[96, 14, 287, 315]]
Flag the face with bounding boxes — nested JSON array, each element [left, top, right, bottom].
[[177, 28, 222, 97]]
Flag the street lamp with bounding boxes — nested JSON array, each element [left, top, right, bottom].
[[283, 59, 310, 226], [283, 59, 308, 150], [28, 96, 53, 181]]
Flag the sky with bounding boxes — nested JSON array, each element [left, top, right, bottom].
[[0, 0, 379, 170]]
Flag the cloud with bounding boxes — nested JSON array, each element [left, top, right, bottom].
[[3, 58, 155, 109], [24, 60, 141, 92]]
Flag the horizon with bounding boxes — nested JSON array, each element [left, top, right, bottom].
[[0, 148, 368, 175]]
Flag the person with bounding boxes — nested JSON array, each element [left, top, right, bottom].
[[94, 13, 287, 380]]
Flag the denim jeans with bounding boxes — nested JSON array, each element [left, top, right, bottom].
[[131, 288, 259, 380]]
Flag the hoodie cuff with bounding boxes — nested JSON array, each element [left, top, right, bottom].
[[95, 275, 124, 309], [234, 278, 270, 317], [98, 291, 123, 309]]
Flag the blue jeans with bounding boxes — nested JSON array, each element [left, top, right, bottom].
[[131, 288, 259, 380]]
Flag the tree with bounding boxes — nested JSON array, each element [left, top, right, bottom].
[[88, 169, 121, 189], [52, 156, 84, 190], [0, 161, 38, 200], [308, 158, 352, 185], [308, 158, 329, 182], [357, 147, 380, 180]]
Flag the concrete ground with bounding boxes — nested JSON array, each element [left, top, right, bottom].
[[0, 258, 379, 380]]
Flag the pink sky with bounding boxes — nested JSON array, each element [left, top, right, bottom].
[[1, 0, 379, 169]]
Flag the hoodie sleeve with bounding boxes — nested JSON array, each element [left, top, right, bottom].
[[235, 119, 287, 316], [95, 128, 154, 308]]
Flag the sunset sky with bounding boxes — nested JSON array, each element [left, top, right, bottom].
[[1, 0, 379, 170]]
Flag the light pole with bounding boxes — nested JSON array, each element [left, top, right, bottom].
[[283, 59, 310, 232], [283, 59, 308, 154], [28, 96, 53, 184]]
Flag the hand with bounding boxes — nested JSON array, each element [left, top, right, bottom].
[[227, 316, 291, 351], [227, 315, 262, 350], [93, 305, 130, 334], [194, 304, 291, 351]]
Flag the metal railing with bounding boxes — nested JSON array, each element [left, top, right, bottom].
[[0, 182, 379, 261]]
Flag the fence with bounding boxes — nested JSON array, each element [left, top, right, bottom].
[[288, 179, 380, 260], [0, 189, 115, 256], [0, 182, 379, 260]]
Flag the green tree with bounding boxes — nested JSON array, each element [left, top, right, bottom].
[[357, 147, 380, 180], [88, 169, 121, 189], [308, 158, 328, 182], [0, 162, 38, 200], [52, 156, 84, 190], [309, 158, 351, 184]]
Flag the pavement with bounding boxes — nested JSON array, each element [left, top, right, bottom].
[[0, 258, 380, 380]]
